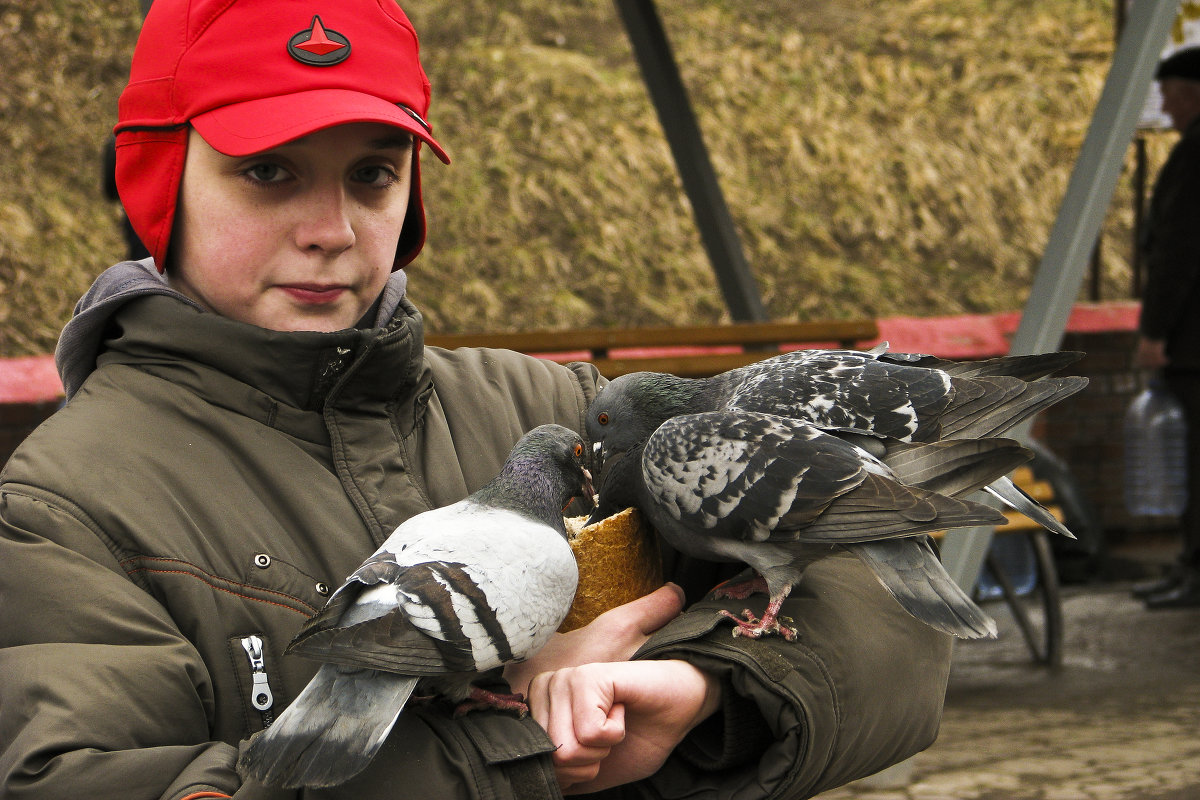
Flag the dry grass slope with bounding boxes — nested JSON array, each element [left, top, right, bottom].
[[0, 0, 1169, 357]]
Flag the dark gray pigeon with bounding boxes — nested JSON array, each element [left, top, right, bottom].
[[592, 410, 1030, 639], [585, 346, 1087, 639], [588, 345, 1088, 537], [589, 347, 1086, 445], [238, 424, 593, 789]]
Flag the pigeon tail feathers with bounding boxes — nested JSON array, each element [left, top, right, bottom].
[[853, 537, 998, 639], [238, 664, 419, 789], [986, 475, 1076, 539], [877, 350, 1084, 381], [781, 474, 1008, 543], [938, 376, 1089, 440], [878, 439, 1032, 498]]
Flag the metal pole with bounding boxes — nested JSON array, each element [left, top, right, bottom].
[[612, 0, 768, 322], [939, 0, 1178, 589], [1133, 134, 1148, 296]]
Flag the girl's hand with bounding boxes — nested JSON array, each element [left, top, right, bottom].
[[528, 659, 722, 793], [504, 583, 686, 696]]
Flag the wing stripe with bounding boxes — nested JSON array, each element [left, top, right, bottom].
[[417, 562, 516, 668]]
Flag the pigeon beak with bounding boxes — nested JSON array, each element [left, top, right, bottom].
[[580, 467, 596, 510], [591, 441, 604, 475]]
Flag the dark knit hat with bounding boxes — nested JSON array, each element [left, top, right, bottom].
[[1156, 47, 1200, 82]]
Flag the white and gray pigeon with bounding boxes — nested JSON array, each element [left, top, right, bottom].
[[584, 346, 1087, 640], [237, 424, 593, 789]]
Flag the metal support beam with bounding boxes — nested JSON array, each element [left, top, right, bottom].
[[612, 0, 768, 322], [939, 0, 1178, 589]]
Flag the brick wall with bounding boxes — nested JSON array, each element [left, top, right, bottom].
[[1037, 328, 1168, 545]]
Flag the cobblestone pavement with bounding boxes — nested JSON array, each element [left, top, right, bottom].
[[817, 581, 1200, 800]]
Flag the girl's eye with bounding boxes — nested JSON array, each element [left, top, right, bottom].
[[354, 165, 400, 189], [243, 163, 290, 184]]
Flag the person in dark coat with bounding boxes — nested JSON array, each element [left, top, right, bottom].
[[1135, 46, 1200, 609]]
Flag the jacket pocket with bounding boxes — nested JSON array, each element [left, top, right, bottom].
[[411, 704, 563, 800], [230, 633, 279, 734]]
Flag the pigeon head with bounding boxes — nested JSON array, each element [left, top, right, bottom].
[[585, 440, 648, 525], [487, 424, 595, 530], [586, 372, 706, 460], [540, 424, 595, 501]]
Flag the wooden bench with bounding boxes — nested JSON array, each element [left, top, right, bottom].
[[426, 319, 881, 378], [933, 465, 1065, 667], [992, 466, 1066, 667]]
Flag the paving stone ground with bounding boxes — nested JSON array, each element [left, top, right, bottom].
[[817, 580, 1200, 800]]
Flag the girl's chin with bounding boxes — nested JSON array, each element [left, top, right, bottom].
[[249, 306, 363, 333]]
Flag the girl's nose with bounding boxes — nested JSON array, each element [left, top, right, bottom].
[[294, 185, 356, 255]]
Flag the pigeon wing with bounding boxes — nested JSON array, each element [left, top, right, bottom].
[[288, 504, 577, 676], [722, 351, 954, 441], [876, 349, 1084, 381], [641, 411, 1007, 547], [715, 349, 1086, 445], [640, 412, 867, 543]]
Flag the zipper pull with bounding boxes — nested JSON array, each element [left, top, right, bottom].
[[240, 635, 276, 721]]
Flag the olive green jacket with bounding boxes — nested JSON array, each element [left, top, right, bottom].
[[0, 262, 951, 800]]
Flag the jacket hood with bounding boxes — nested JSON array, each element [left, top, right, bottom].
[[55, 258, 409, 401]]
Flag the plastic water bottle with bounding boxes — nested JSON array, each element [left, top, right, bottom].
[[1123, 379, 1188, 516]]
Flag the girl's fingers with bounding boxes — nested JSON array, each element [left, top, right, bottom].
[[529, 665, 627, 783]]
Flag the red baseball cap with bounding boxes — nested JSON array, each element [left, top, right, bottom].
[[114, 0, 450, 272]]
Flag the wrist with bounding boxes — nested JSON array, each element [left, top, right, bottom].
[[673, 660, 723, 728], [700, 668, 723, 720]]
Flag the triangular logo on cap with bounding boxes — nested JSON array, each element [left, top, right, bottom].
[[288, 16, 351, 66]]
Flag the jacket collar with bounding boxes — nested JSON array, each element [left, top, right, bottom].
[[56, 259, 429, 422]]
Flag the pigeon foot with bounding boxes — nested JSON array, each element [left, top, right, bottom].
[[717, 589, 797, 640], [719, 608, 798, 641], [453, 687, 529, 718]]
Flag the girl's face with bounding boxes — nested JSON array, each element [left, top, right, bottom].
[[170, 123, 414, 332]]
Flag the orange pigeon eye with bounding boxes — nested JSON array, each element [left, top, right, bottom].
[[573, 443, 584, 458], [597, 412, 609, 426]]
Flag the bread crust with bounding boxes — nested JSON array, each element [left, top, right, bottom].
[[559, 508, 663, 631]]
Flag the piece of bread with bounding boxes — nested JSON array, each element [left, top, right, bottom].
[[559, 507, 664, 632]]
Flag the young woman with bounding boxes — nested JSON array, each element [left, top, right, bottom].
[[0, 2, 952, 797]]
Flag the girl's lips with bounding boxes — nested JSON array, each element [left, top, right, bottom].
[[280, 285, 347, 304]]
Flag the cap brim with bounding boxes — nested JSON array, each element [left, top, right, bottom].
[[190, 88, 449, 163]]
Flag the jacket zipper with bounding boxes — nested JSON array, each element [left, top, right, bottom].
[[239, 635, 276, 728]]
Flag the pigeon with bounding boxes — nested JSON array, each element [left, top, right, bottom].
[[584, 346, 1087, 640], [591, 410, 1031, 639], [588, 345, 1088, 537], [238, 424, 593, 789]]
